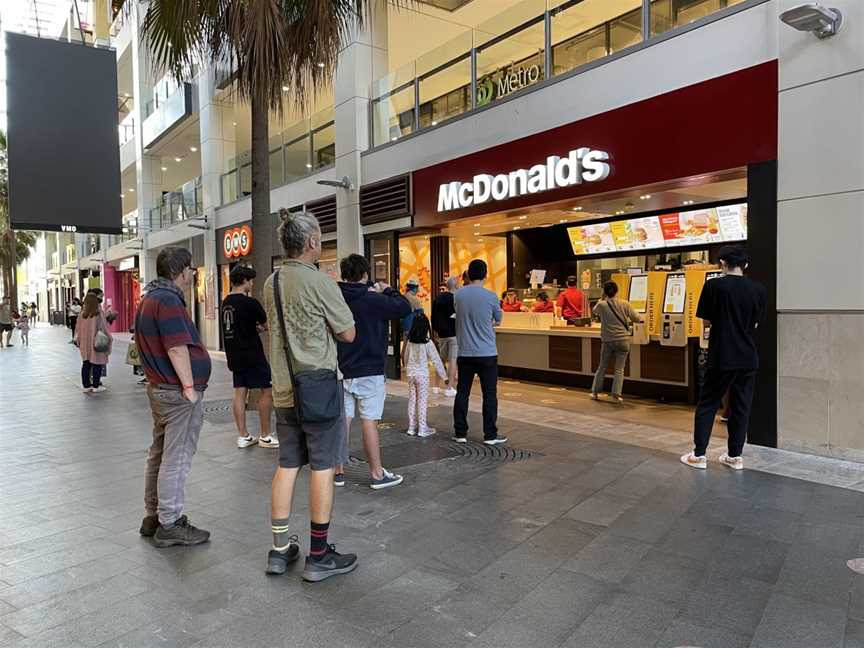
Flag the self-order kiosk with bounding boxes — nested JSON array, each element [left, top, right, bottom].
[[660, 272, 688, 347]]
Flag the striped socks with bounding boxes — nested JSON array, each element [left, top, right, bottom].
[[310, 521, 330, 562], [271, 518, 291, 553]]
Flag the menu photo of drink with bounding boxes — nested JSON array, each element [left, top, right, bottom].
[[716, 204, 748, 242], [660, 208, 723, 247], [610, 216, 665, 251]]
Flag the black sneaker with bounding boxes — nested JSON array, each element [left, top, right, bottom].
[[139, 515, 159, 537], [152, 515, 210, 548], [302, 545, 358, 582], [265, 537, 301, 575]]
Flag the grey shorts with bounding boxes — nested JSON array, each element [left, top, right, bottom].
[[438, 336, 458, 362], [276, 407, 345, 471], [343, 375, 386, 421]]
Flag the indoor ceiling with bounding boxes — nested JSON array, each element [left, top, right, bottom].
[[439, 170, 747, 240]]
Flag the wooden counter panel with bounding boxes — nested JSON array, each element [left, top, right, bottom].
[[548, 336, 582, 372], [590, 339, 631, 376], [640, 342, 687, 383]]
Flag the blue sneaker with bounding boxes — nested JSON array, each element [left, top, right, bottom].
[[370, 469, 403, 490], [334, 473, 346, 487]]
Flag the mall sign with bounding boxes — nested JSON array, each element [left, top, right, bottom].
[[437, 148, 611, 212]]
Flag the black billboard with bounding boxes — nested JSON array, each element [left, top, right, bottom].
[[6, 32, 122, 234]]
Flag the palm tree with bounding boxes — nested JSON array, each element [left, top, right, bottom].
[[0, 130, 36, 302], [141, 0, 402, 292]]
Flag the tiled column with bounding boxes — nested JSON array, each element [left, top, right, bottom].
[[197, 61, 236, 348], [130, 3, 162, 277], [334, 3, 388, 258], [777, 0, 864, 457]]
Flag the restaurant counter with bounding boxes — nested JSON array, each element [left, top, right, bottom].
[[495, 313, 696, 402]]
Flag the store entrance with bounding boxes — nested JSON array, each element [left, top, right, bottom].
[[387, 166, 775, 446], [365, 232, 402, 379]]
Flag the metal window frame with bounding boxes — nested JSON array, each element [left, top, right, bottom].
[[365, 0, 769, 155]]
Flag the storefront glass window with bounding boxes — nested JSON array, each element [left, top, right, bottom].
[[221, 170, 238, 204], [372, 84, 416, 147], [417, 32, 472, 129], [269, 133, 284, 187], [475, 0, 546, 108], [312, 123, 336, 170], [370, 238, 393, 285], [651, 0, 745, 37], [285, 134, 311, 181], [550, 0, 642, 76]]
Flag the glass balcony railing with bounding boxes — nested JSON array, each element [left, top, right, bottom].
[[149, 178, 203, 230], [220, 107, 335, 205], [109, 0, 132, 39], [142, 80, 193, 148], [118, 113, 135, 146], [370, 0, 748, 148]]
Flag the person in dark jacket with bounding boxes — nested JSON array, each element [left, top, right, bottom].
[[431, 276, 459, 396], [336, 254, 412, 489]]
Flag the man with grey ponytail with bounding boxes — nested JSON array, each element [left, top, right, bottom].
[[262, 208, 359, 582]]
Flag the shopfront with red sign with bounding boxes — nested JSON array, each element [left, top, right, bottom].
[[365, 61, 779, 445]]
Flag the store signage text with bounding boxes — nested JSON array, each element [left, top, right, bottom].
[[437, 148, 611, 212], [118, 257, 136, 271], [477, 64, 542, 106], [223, 225, 253, 258]]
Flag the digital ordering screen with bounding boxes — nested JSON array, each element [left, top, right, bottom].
[[663, 273, 687, 314], [629, 274, 648, 313], [567, 203, 747, 256]]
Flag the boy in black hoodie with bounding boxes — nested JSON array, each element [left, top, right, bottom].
[[336, 254, 412, 489]]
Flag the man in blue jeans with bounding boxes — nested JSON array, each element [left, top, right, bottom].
[[452, 259, 508, 446]]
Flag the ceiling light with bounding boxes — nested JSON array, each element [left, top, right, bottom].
[[431, 121, 438, 126], [128, 188, 134, 192], [120, 193, 125, 198], [559, 219, 568, 223], [518, 215, 528, 220], [174, 157, 182, 162], [123, 92, 130, 98], [682, 200, 694, 206], [232, 122, 237, 126], [161, 166, 167, 171], [615, 210, 624, 215], [473, 223, 481, 227], [513, 226, 521, 230], [477, 238, 484, 242], [640, 194, 651, 200], [305, 163, 313, 168], [282, 86, 290, 92], [391, 137, 398, 142], [572, 206, 582, 211], [317, 62, 325, 68], [473, 231, 480, 236], [190, 146, 197, 152]]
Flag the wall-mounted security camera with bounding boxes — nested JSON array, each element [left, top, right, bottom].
[[316, 176, 354, 190], [779, 3, 843, 38]]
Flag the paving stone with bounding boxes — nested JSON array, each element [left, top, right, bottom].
[[561, 591, 679, 648], [656, 619, 751, 648], [774, 542, 855, 606], [750, 593, 847, 648], [563, 492, 639, 527], [678, 575, 772, 635], [560, 533, 653, 583]]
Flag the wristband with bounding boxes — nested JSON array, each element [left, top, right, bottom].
[[182, 384, 194, 389]]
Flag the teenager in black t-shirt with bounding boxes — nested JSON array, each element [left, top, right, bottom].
[[681, 247, 767, 471], [221, 264, 279, 449]]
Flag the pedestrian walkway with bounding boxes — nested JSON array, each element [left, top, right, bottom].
[[1, 326, 863, 647]]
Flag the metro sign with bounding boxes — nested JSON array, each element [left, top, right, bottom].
[[223, 224, 252, 258], [437, 148, 611, 213]]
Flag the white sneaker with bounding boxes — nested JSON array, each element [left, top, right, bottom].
[[680, 452, 707, 470], [418, 427, 437, 438], [237, 435, 257, 448], [719, 453, 744, 470], [432, 387, 441, 395], [92, 386, 107, 393], [483, 436, 508, 446], [258, 435, 279, 448], [405, 428, 417, 436], [443, 388, 457, 397], [82, 387, 93, 394]]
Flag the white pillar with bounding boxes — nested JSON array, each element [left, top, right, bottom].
[[197, 61, 236, 348], [334, 2, 389, 258], [776, 0, 864, 455]]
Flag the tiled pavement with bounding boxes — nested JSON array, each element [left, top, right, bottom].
[[2, 325, 864, 647]]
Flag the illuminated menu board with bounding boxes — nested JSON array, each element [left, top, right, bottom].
[[566, 203, 747, 256], [629, 274, 648, 313], [716, 205, 747, 242], [567, 222, 615, 255]]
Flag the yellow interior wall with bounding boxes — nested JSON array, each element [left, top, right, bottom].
[[449, 238, 507, 300]]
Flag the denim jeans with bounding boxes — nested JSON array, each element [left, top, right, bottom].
[[591, 340, 630, 397], [453, 355, 498, 440], [144, 386, 204, 526], [81, 360, 104, 388]]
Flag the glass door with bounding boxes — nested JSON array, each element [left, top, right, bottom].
[[365, 232, 401, 379]]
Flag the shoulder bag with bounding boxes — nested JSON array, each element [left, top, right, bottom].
[[606, 299, 633, 336], [272, 269, 342, 424], [93, 315, 111, 352]]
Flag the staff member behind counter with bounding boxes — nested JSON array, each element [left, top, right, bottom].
[[533, 292, 554, 313], [556, 276, 586, 324], [501, 290, 525, 313]]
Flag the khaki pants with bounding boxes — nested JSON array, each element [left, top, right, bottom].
[[144, 386, 204, 526]]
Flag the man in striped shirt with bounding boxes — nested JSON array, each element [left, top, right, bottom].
[[135, 246, 212, 548]]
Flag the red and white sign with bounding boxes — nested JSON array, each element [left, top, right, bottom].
[[223, 225, 252, 258]]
